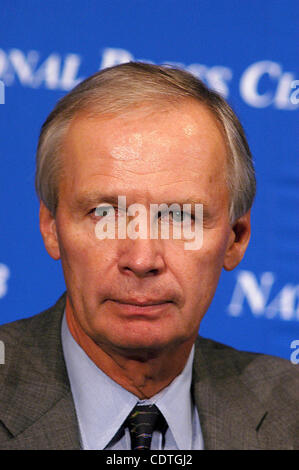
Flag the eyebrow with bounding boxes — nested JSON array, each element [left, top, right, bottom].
[[154, 198, 207, 207], [72, 192, 121, 212]]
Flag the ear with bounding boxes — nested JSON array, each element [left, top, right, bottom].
[[223, 210, 251, 271], [39, 202, 61, 260]]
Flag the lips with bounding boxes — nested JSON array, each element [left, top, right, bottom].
[[113, 299, 172, 307], [105, 298, 173, 317]]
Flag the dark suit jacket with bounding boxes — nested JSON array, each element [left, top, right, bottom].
[[0, 293, 298, 450]]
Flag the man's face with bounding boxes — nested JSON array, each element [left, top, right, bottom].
[[40, 100, 250, 357]]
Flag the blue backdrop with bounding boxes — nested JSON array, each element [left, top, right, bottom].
[[0, 0, 298, 360]]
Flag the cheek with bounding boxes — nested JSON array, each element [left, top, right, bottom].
[[57, 224, 111, 282], [178, 235, 229, 301]]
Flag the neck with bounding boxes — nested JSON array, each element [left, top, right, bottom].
[[65, 299, 194, 399]]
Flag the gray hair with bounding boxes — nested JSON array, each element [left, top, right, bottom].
[[35, 62, 256, 223]]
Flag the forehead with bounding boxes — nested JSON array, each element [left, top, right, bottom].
[[59, 100, 228, 202]]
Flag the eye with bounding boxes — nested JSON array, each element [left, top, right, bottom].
[[94, 205, 115, 218], [172, 210, 193, 223], [158, 209, 194, 224]]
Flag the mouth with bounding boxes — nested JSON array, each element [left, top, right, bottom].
[[106, 298, 174, 317], [116, 299, 172, 306]]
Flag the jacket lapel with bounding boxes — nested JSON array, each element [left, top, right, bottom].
[[0, 294, 81, 449], [1, 392, 80, 450], [192, 337, 294, 450]]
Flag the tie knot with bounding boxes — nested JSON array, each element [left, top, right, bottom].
[[126, 404, 167, 450]]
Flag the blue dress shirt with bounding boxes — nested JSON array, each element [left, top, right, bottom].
[[61, 314, 204, 450]]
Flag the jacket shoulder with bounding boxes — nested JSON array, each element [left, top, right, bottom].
[[0, 294, 66, 345], [193, 336, 299, 449], [195, 335, 299, 405], [0, 293, 67, 387], [0, 294, 81, 449]]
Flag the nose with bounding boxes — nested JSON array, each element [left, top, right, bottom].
[[117, 238, 166, 278]]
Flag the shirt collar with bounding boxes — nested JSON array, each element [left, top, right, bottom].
[[61, 313, 195, 450]]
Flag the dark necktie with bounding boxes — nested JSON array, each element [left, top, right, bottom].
[[125, 404, 167, 450]]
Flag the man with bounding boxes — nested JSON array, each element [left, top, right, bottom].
[[0, 63, 298, 450]]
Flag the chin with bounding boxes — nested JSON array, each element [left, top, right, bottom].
[[96, 325, 189, 360], [107, 341, 171, 361]]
